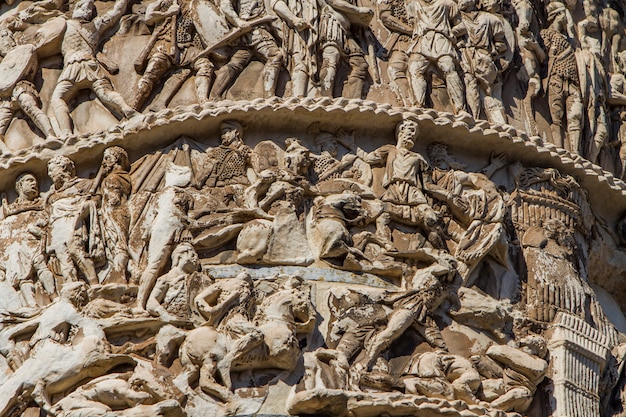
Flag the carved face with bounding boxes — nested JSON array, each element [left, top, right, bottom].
[[48, 156, 75, 187], [321, 140, 339, 157], [176, 245, 199, 273], [221, 127, 242, 147], [397, 121, 418, 150], [16, 174, 39, 201]]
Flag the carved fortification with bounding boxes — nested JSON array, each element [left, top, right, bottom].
[[0, 1, 626, 417]]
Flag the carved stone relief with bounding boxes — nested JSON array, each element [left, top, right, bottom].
[[0, 0, 626, 416]]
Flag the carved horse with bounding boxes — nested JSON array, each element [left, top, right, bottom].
[[176, 281, 315, 402]]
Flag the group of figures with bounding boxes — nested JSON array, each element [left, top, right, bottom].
[[2, 0, 626, 176], [0, 114, 625, 417]]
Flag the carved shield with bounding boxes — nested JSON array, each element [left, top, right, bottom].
[[252, 141, 285, 173], [190, 0, 230, 47], [0, 44, 37, 97]]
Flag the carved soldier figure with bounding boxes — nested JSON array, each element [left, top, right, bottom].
[[46, 155, 100, 286], [608, 50, 626, 179], [379, 0, 415, 106], [512, 0, 545, 134], [136, 164, 194, 310], [356, 116, 445, 248], [99, 146, 131, 283], [317, 0, 372, 98], [539, 2, 583, 153], [406, 0, 467, 114], [211, 0, 284, 99], [363, 251, 455, 369], [579, 17, 610, 163], [457, 0, 508, 124], [203, 120, 256, 191], [0, 30, 55, 149], [50, 0, 137, 136], [146, 242, 199, 322], [271, 0, 318, 97], [310, 128, 361, 184], [0, 173, 55, 307], [131, 0, 214, 110]]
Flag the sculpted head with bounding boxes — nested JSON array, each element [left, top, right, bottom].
[[315, 132, 339, 157], [15, 173, 39, 201], [396, 116, 419, 150], [546, 1, 567, 33], [48, 155, 76, 187], [73, 0, 96, 20], [102, 146, 130, 175], [172, 242, 199, 274], [220, 120, 244, 147]]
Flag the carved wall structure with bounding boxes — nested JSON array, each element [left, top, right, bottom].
[[0, 1, 626, 417]]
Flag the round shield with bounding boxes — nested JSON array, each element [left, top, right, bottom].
[[0, 44, 37, 97]]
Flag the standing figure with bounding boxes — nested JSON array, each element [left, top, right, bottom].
[[0, 29, 55, 150], [539, 2, 583, 153], [608, 50, 626, 179], [132, 0, 214, 110], [512, 0, 545, 134], [379, 0, 415, 106], [317, 0, 372, 98], [46, 156, 100, 286], [0, 173, 55, 307], [457, 0, 508, 124], [406, 0, 467, 114], [99, 146, 132, 283], [357, 116, 445, 248], [211, 0, 284, 99], [578, 17, 609, 163], [136, 164, 194, 310], [50, 0, 137, 136], [272, 0, 318, 97], [199, 120, 256, 207]]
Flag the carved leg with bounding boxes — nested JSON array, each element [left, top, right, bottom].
[[50, 79, 77, 136], [0, 105, 13, 152], [136, 241, 172, 309], [365, 308, 415, 370], [408, 53, 429, 108], [343, 53, 368, 99], [193, 57, 214, 105], [464, 73, 481, 119], [216, 329, 264, 390], [93, 78, 138, 120], [132, 52, 172, 111], [548, 79, 566, 149], [438, 56, 466, 114], [68, 237, 98, 286], [256, 40, 284, 98], [291, 50, 309, 97], [388, 50, 414, 106], [483, 82, 507, 125], [320, 45, 341, 97], [200, 360, 233, 402], [565, 83, 583, 156], [210, 48, 252, 100], [16, 91, 55, 138], [33, 253, 55, 295]]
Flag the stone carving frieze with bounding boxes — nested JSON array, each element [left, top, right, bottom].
[[0, 0, 624, 177], [0, 110, 623, 417]]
